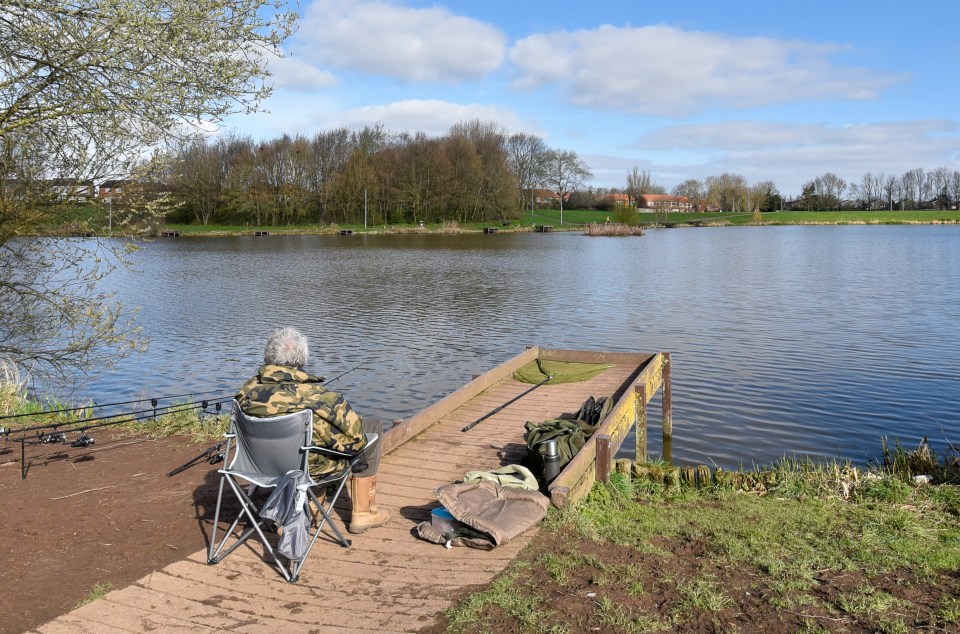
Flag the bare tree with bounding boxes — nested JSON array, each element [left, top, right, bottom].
[[672, 179, 706, 212], [850, 172, 882, 210], [951, 171, 960, 211], [706, 173, 748, 212], [810, 173, 846, 210], [929, 167, 951, 210], [449, 120, 516, 221], [310, 128, 354, 223], [902, 168, 926, 209], [626, 167, 665, 203], [506, 133, 548, 212], [749, 180, 780, 212], [170, 138, 228, 225], [882, 174, 899, 210], [541, 149, 592, 224]]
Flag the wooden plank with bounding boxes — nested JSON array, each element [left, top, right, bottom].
[[662, 352, 673, 438], [636, 352, 665, 401], [540, 349, 654, 367], [546, 354, 654, 507], [595, 434, 612, 484], [636, 385, 648, 460], [381, 346, 539, 454]]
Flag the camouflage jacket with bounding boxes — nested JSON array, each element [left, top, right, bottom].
[[236, 364, 368, 478]]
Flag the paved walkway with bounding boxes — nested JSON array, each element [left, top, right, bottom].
[[33, 365, 636, 633]]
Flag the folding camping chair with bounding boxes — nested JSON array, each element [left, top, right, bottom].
[[207, 399, 377, 582]]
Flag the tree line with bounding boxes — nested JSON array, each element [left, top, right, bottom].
[[666, 168, 960, 214], [163, 121, 593, 226], [165, 123, 960, 226]]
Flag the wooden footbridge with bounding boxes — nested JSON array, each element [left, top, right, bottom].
[[32, 347, 671, 633]]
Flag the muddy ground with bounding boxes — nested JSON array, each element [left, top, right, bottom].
[[0, 432, 224, 634]]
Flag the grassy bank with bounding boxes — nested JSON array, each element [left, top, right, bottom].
[[32, 203, 960, 237], [165, 209, 960, 235], [430, 454, 960, 634]]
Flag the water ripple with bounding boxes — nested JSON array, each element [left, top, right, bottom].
[[70, 226, 960, 469]]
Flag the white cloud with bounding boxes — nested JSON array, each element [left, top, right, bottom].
[[301, 0, 507, 82], [339, 99, 533, 136], [584, 120, 960, 194], [634, 120, 960, 152], [510, 25, 905, 117], [266, 49, 339, 91]]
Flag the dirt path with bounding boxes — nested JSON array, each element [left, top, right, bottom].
[[0, 433, 224, 634]]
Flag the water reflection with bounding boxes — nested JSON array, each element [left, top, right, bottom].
[[73, 226, 960, 469]]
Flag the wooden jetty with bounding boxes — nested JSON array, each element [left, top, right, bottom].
[[33, 347, 670, 633]]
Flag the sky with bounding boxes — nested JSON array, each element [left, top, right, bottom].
[[223, 0, 960, 198]]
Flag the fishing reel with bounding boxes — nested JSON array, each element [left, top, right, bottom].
[[40, 432, 67, 444], [71, 434, 95, 448]]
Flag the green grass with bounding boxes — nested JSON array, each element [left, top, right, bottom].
[[442, 563, 565, 634], [595, 596, 670, 633], [835, 584, 904, 617], [436, 464, 960, 633], [521, 207, 960, 227], [674, 577, 734, 616], [74, 581, 113, 608]]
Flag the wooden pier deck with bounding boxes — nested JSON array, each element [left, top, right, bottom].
[[32, 348, 669, 633]]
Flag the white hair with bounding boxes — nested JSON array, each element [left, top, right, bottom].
[[263, 327, 309, 367]]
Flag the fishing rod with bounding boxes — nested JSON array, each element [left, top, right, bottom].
[[324, 361, 371, 386], [1, 397, 232, 437], [0, 389, 228, 423], [8, 398, 231, 479], [167, 361, 373, 478], [461, 374, 553, 433], [167, 440, 228, 477]]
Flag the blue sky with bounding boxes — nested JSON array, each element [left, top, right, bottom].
[[224, 0, 960, 197]]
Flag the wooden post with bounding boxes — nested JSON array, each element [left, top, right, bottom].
[[635, 385, 647, 461], [596, 434, 612, 484], [662, 352, 673, 440]]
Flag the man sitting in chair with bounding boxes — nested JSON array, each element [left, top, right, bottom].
[[236, 326, 390, 534]]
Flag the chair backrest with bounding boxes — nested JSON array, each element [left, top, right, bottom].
[[229, 400, 312, 478]]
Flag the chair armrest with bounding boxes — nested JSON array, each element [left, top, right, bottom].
[[303, 445, 357, 459], [223, 432, 236, 438]]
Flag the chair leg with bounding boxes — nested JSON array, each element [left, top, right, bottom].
[[208, 476, 292, 582], [289, 480, 352, 581], [207, 475, 227, 564]]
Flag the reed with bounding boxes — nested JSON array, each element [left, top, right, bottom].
[[583, 222, 644, 236], [0, 358, 28, 417]]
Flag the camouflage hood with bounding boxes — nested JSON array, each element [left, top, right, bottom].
[[254, 364, 324, 386]]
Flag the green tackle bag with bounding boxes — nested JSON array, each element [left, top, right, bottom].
[[523, 418, 585, 485], [575, 395, 614, 435], [523, 395, 614, 485]]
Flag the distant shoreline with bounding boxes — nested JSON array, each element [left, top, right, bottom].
[[45, 208, 960, 238]]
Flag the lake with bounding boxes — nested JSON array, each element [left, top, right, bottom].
[[76, 225, 960, 469]]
